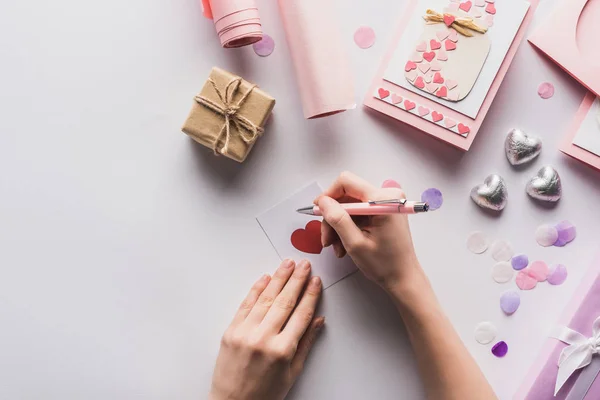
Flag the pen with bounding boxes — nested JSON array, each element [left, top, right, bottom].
[[296, 199, 429, 216]]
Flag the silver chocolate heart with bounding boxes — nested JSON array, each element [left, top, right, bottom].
[[470, 174, 508, 211], [526, 166, 562, 202], [505, 128, 542, 166]]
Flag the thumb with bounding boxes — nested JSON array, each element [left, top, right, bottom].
[[317, 196, 364, 250], [291, 317, 325, 376]]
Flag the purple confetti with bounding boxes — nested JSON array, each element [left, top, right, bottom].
[[492, 341, 508, 358], [421, 188, 443, 210], [554, 221, 576, 247], [511, 254, 529, 271], [547, 264, 568, 285], [253, 34, 275, 57], [500, 291, 520, 314]]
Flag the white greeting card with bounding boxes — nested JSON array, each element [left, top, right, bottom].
[[257, 183, 357, 289], [573, 97, 600, 157], [384, 0, 530, 119]]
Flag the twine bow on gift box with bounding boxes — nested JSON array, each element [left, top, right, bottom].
[[423, 9, 488, 37], [552, 316, 600, 396], [195, 78, 264, 156]]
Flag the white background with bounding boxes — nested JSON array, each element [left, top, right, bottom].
[[1, 0, 599, 399]]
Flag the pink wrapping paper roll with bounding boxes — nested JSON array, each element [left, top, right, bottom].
[[278, 0, 356, 119], [204, 0, 263, 48]]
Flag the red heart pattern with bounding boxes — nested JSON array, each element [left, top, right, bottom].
[[443, 14, 455, 26], [378, 88, 390, 99], [291, 220, 323, 254], [405, 61, 417, 72], [433, 72, 444, 84], [445, 40, 457, 51], [404, 100, 416, 111], [414, 76, 425, 89], [436, 86, 448, 98], [432, 111, 444, 122], [485, 3, 496, 14], [459, 1, 472, 12], [423, 51, 436, 62], [430, 39, 441, 50], [458, 123, 470, 135]]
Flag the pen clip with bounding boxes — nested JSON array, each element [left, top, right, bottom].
[[367, 199, 407, 206]]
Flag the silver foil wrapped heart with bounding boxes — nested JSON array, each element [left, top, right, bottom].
[[470, 174, 508, 211], [526, 166, 562, 202], [505, 129, 542, 166]]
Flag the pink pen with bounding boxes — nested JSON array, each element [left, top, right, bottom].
[[296, 199, 429, 216]]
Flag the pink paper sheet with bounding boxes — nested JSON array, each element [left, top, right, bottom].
[[516, 250, 600, 399], [363, 0, 538, 151], [204, 0, 263, 48], [529, 0, 600, 97], [560, 93, 600, 172], [278, 0, 355, 119]]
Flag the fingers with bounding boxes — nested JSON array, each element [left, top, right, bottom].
[[320, 220, 337, 248], [246, 259, 295, 325], [232, 274, 272, 324], [320, 171, 377, 202], [261, 260, 312, 333], [317, 196, 364, 251], [282, 276, 322, 341], [290, 316, 325, 376]]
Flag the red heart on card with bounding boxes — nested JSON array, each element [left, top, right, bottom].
[[459, 1, 472, 12], [432, 111, 444, 122], [443, 14, 455, 26], [405, 61, 417, 72], [404, 99, 416, 111], [423, 51, 436, 62], [458, 123, 470, 135], [414, 76, 425, 89], [433, 72, 444, 84], [436, 86, 448, 97], [485, 3, 496, 14], [430, 39, 441, 50], [445, 40, 457, 51], [291, 220, 323, 254], [378, 88, 390, 99]]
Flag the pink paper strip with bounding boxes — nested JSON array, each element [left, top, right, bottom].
[[560, 93, 600, 172], [278, 0, 355, 119]]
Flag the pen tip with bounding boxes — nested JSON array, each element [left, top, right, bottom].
[[296, 206, 315, 215]]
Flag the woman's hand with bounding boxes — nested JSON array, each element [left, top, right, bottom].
[[209, 259, 324, 400], [315, 172, 421, 291]]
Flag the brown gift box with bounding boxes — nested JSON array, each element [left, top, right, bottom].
[[181, 67, 276, 162]]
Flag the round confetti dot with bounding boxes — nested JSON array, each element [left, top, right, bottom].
[[511, 254, 529, 271], [421, 188, 443, 210], [535, 224, 559, 247], [492, 261, 514, 283], [516, 270, 537, 290], [354, 26, 376, 49], [548, 264, 568, 285], [253, 34, 275, 57], [538, 82, 555, 99], [490, 240, 513, 262], [500, 291, 520, 314], [467, 231, 489, 254], [529, 261, 549, 282], [381, 179, 402, 189], [475, 322, 497, 345], [554, 221, 576, 246], [492, 341, 508, 358]]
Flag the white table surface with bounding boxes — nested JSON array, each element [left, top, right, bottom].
[[1, 0, 599, 399]]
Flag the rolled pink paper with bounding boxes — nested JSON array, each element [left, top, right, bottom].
[[206, 0, 263, 48], [278, 0, 355, 119]]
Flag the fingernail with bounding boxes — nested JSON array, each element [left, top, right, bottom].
[[282, 259, 295, 269], [261, 274, 271, 282], [334, 247, 343, 258], [309, 276, 321, 288], [299, 259, 311, 271]]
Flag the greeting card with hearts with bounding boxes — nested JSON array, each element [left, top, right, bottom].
[[257, 182, 357, 289], [383, 0, 530, 119]]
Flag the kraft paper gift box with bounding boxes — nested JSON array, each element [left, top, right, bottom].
[[517, 250, 600, 399], [182, 67, 275, 163]]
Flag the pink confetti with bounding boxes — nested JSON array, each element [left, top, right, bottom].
[[516, 270, 537, 290], [548, 264, 568, 285], [354, 26, 376, 49], [537, 82, 555, 99], [253, 34, 275, 57], [529, 261, 549, 282]]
